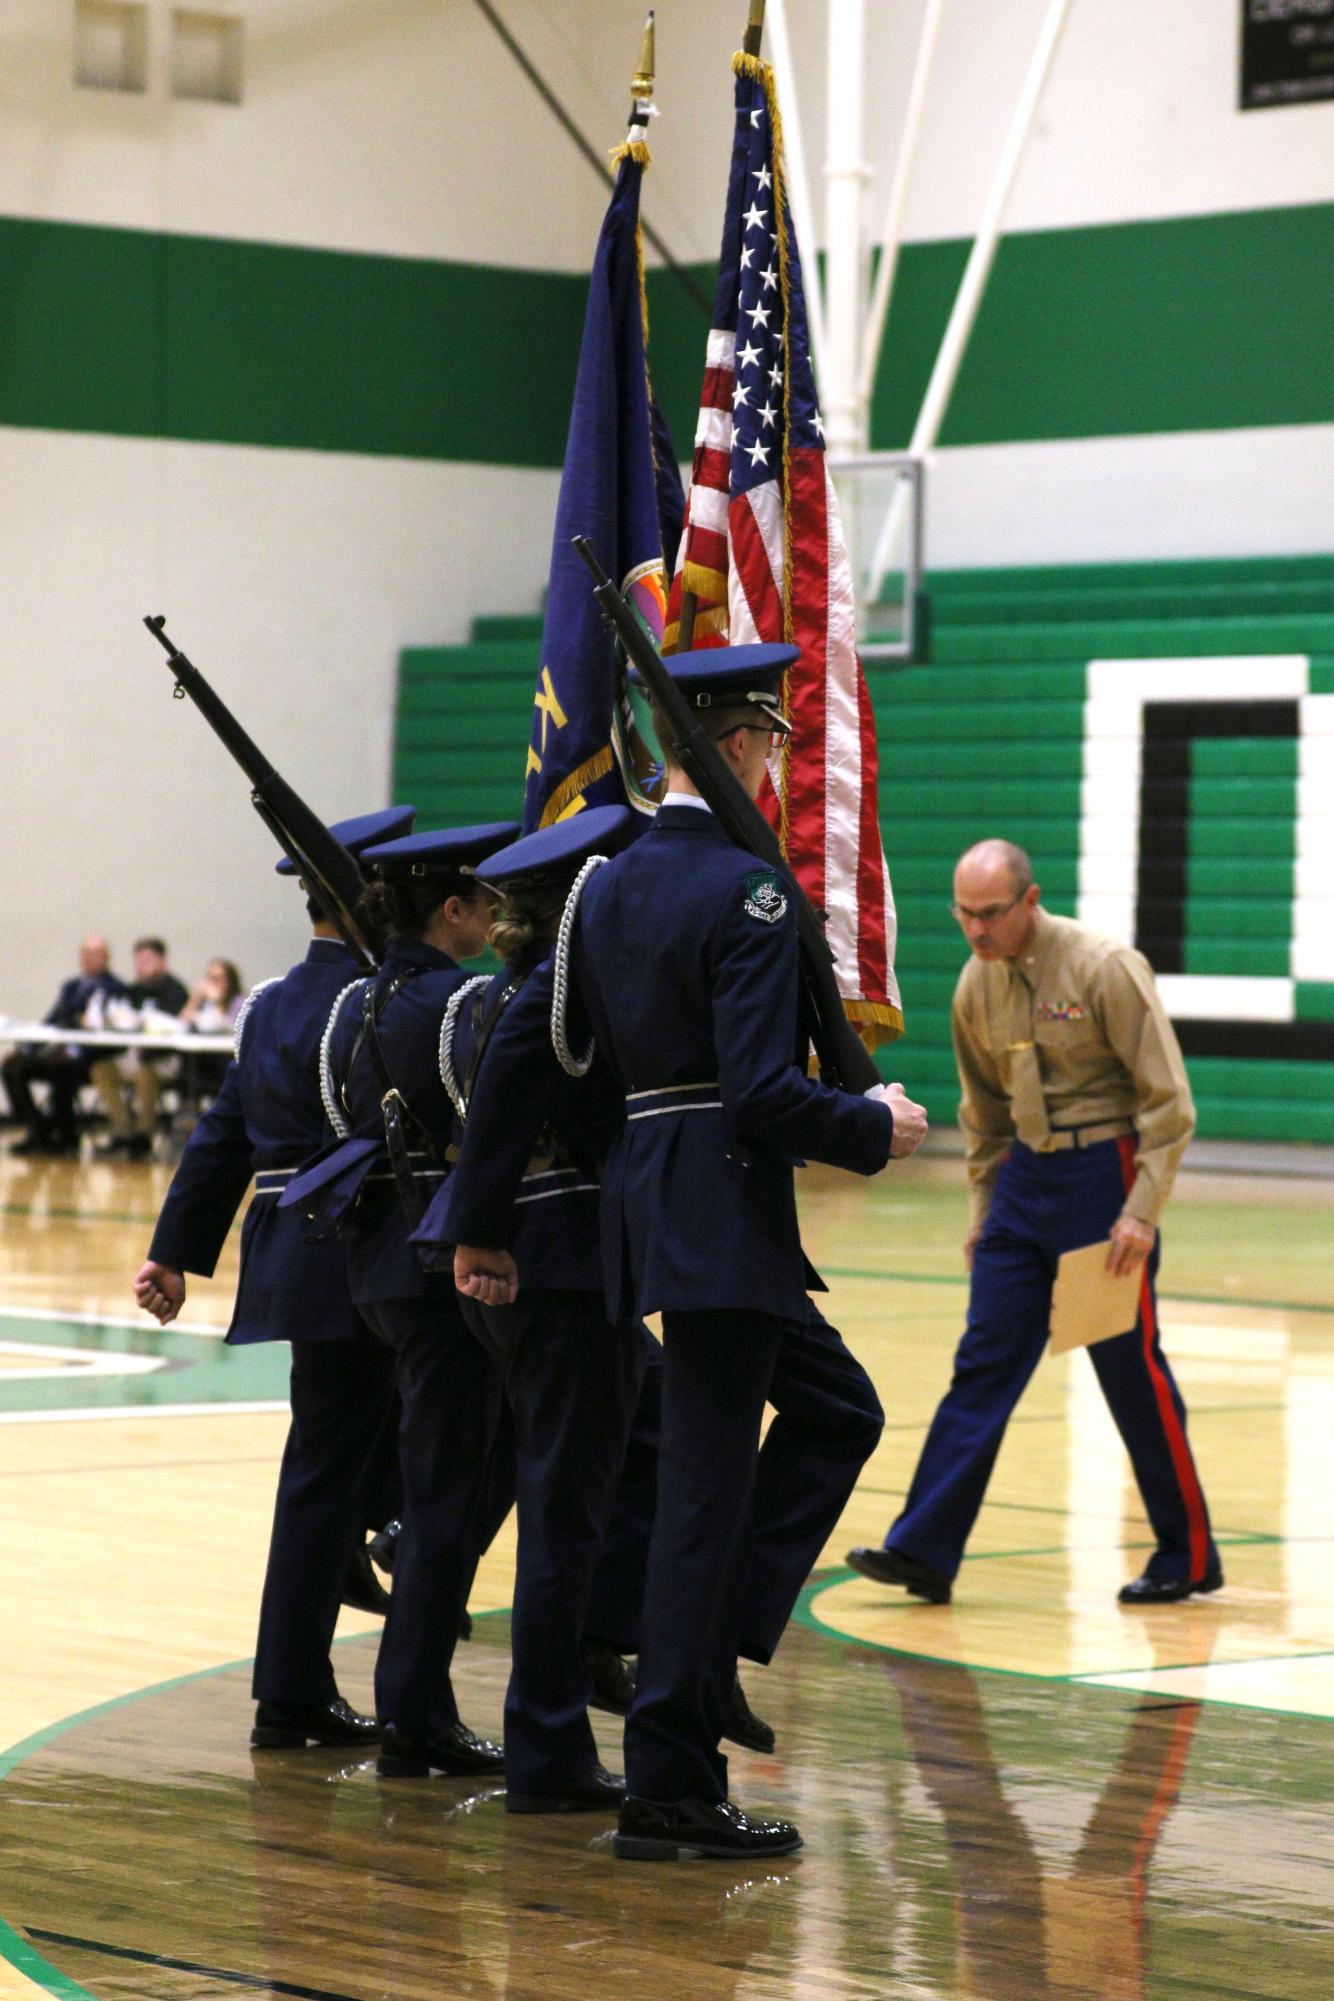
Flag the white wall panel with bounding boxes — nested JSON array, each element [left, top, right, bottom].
[[0, 426, 558, 1018]]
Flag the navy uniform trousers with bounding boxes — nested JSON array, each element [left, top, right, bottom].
[[631, 1301, 882, 1804], [462, 1294, 655, 1794], [888, 1136, 1217, 1588]]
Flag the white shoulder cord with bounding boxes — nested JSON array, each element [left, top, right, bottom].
[[551, 855, 608, 1078], [438, 975, 492, 1122], [231, 976, 282, 1062], [319, 978, 370, 1139]]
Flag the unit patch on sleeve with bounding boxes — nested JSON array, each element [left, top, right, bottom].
[[743, 869, 789, 926]]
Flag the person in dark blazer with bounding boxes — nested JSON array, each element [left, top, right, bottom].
[[2, 935, 125, 1154], [453, 644, 929, 1862], [133, 808, 414, 1750], [284, 821, 520, 1780]]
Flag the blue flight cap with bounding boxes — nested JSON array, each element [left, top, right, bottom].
[[360, 821, 521, 878], [628, 642, 798, 733], [275, 805, 417, 875], [474, 805, 640, 887]]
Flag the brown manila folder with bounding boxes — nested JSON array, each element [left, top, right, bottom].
[[1049, 1242, 1143, 1355]]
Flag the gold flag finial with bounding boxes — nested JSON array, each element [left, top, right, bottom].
[[743, 0, 766, 58], [631, 10, 655, 99]]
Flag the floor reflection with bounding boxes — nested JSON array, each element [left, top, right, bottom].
[[0, 1621, 1329, 2000]]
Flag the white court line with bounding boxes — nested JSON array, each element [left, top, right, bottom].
[[0, 1340, 166, 1382]]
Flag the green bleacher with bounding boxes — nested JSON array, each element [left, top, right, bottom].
[[392, 552, 1334, 1145]]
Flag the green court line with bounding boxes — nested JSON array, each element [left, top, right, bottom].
[[821, 1265, 1334, 1317], [797, 1567, 1334, 1724]]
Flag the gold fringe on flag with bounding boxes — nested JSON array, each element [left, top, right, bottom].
[[846, 997, 906, 1047], [537, 746, 614, 827]]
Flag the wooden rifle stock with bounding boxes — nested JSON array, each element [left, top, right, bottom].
[[571, 536, 879, 1093], [143, 616, 382, 971]]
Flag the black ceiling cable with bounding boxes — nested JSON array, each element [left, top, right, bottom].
[[471, 0, 713, 318]]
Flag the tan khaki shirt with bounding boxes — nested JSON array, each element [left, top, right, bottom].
[[951, 907, 1195, 1232]]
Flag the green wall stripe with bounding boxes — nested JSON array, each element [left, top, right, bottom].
[[2, 201, 1332, 464]]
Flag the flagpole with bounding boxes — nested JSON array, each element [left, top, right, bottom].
[[678, 0, 766, 654], [628, 9, 654, 135]]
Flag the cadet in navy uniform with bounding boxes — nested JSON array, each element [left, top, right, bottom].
[[286, 822, 518, 1779], [455, 646, 929, 1862], [413, 805, 657, 1814], [133, 807, 414, 1750]]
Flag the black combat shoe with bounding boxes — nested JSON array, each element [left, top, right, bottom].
[[614, 1795, 802, 1862], [367, 1519, 401, 1574], [376, 1720, 504, 1778], [1118, 1561, 1223, 1605], [724, 1674, 775, 1754], [846, 1544, 952, 1604], [251, 1695, 381, 1750], [505, 1765, 626, 1815], [583, 1640, 636, 1715], [341, 1543, 392, 1616]]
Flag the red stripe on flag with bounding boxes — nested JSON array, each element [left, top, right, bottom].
[[695, 447, 732, 492], [854, 670, 889, 998], [782, 454, 831, 914], [700, 365, 734, 413], [731, 492, 784, 640]]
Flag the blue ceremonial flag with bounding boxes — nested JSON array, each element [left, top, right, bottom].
[[521, 146, 685, 832]]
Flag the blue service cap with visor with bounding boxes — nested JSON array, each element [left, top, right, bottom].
[[628, 641, 798, 736], [473, 805, 640, 888], [358, 821, 521, 878], [274, 805, 417, 874]]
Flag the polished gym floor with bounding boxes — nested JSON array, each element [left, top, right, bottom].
[[1, 1146, 1330, 2000]]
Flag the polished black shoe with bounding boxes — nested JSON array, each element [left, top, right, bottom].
[[583, 1639, 636, 1715], [846, 1544, 952, 1604], [1118, 1563, 1224, 1605], [613, 1794, 802, 1862], [506, 1765, 626, 1815], [367, 1519, 401, 1575], [11, 1128, 57, 1156], [250, 1695, 381, 1750], [341, 1543, 392, 1616], [376, 1720, 504, 1778], [723, 1674, 775, 1754]]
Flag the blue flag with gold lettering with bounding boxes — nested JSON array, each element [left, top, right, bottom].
[[521, 149, 685, 831]]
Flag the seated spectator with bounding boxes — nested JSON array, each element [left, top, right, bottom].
[[90, 937, 190, 1159], [179, 958, 245, 1106], [2, 936, 126, 1156]]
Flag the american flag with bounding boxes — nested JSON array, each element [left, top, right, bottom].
[[664, 54, 902, 1042]]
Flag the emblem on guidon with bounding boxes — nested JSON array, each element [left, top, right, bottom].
[[743, 868, 788, 925]]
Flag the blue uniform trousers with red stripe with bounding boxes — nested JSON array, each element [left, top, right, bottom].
[[888, 1136, 1216, 1587]]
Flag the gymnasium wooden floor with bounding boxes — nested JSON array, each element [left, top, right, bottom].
[[1, 1145, 1330, 2000]]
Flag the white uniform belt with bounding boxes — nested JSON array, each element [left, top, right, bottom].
[[625, 1081, 723, 1121], [253, 1167, 299, 1195], [515, 1165, 599, 1206], [1044, 1118, 1136, 1151]]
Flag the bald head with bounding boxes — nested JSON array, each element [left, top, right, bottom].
[[79, 935, 110, 977], [952, 840, 1040, 961]]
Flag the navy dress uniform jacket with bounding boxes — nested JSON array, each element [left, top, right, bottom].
[[306, 936, 469, 1306], [148, 938, 367, 1345], [418, 957, 625, 1294], [575, 804, 892, 1321]]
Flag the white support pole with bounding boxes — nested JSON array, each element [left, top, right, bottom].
[[822, 0, 869, 456], [767, 0, 829, 400], [857, 0, 946, 416], [866, 0, 1072, 601]]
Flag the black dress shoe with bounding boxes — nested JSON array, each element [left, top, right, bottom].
[[583, 1640, 636, 1715], [613, 1794, 802, 1862], [846, 1544, 952, 1604], [1118, 1563, 1224, 1605], [341, 1543, 392, 1616], [11, 1129, 57, 1156], [723, 1674, 775, 1754], [376, 1720, 504, 1777], [506, 1765, 626, 1815], [367, 1519, 401, 1575], [251, 1695, 381, 1750]]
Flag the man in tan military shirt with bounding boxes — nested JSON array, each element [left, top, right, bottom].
[[849, 839, 1220, 1606]]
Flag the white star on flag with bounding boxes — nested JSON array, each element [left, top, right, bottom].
[[759, 401, 777, 427], [755, 164, 772, 190], [768, 362, 783, 387], [745, 439, 770, 467], [813, 410, 824, 437], [737, 339, 762, 369], [749, 107, 763, 127], [733, 380, 751, 407], [740, 245, 755, 269], [742, 202, 768, 232], [760, 264, 778, 291], [745, 300, 771, 328]]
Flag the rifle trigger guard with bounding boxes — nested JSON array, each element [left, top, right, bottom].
[[172, 682, 185, 699]]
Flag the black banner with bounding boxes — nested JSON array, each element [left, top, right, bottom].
[[1240, 0, 1334, 110]]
